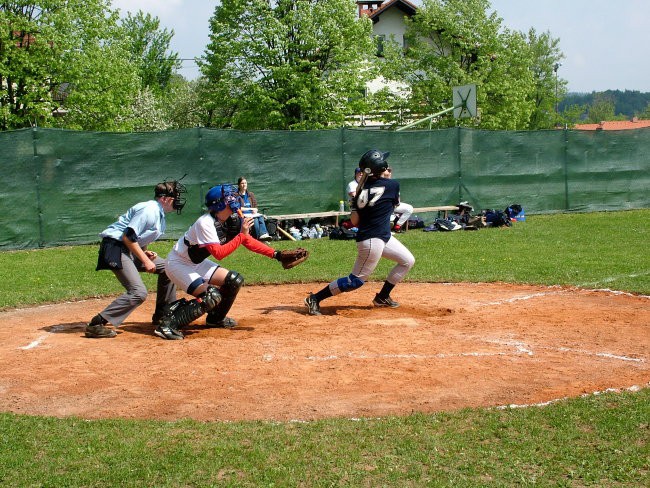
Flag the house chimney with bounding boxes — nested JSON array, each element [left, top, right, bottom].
[[357, 1, 383, 16]]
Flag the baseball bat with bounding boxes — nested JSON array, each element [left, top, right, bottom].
[[277, 225, 296, 241], [354, 167, 372, 200]]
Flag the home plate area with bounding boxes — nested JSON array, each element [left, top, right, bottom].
[[0, 282, 648, 421]]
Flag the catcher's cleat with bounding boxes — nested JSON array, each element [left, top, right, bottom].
[[85, 323, 117, 338], [304, 293, 322, 316], [205, 316, 238, 328], [154, 323, 184, 340], [372, 294, 399, 308]]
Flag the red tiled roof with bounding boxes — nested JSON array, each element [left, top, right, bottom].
[[574, 119, 650, 131], [358, 0, 417, 19]]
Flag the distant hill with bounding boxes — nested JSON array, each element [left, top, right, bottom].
[[560, 90, 650, 118]]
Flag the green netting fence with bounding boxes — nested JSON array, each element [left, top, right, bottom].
[[1, 126, 648, 250]]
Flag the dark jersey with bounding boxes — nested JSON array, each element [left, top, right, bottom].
[[354, 176, 400, 243]]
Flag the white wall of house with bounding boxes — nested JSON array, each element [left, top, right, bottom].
[[371, 8, 410, 47]]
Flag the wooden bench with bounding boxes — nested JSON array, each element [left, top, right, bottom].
[[267, 210, 349, 225], [267, 206, 459, 239]]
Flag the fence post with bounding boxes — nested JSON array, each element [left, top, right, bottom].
[[340, 127, 346, 202], [457, 126, 463, 203], [563, 126, 569, 210], [32, 127, 45, 247]]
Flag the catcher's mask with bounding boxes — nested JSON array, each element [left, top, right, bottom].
[[155, 176, 187, 214], [205, 184, 241, 213], [359, 149, 390, 176]]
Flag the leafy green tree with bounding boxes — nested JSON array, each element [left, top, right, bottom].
[[200, 0, 376, 129], [560, 103, 588, 127], [380, 0, 566, 130], [120, 11, 180, 94], [638, 101, 650, 119], [1, 0, 142, 131], [586, 94, 618, 123], [525, 28, 566, 129], [163, 75, 205, 129], [380, 0, 531, 129]]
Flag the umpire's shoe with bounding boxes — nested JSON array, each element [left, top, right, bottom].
[[85, 314, 117, 338], [304, 293, 322, 316], [372, 294, 399, 308]]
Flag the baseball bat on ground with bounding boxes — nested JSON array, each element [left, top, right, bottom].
[[277, 225, 296, 241]]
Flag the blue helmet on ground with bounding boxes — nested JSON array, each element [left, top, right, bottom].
[[205, 184, 241, 213]]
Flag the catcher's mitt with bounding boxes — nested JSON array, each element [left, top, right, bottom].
[[275, 248, 309, 269]]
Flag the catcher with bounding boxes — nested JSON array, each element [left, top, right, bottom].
[[158, 183, 308, 340]]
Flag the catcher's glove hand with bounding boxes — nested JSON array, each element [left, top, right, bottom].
[[274, 248, 309, 269]]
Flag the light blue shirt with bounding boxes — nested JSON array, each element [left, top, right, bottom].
[[100, 200, 166, 247]]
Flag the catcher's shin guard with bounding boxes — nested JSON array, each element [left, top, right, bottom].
[[206, 270, 243, 325], [160, 286, 222, 330]]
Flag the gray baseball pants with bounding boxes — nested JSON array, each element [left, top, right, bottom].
[[100, 254, 176, 326]]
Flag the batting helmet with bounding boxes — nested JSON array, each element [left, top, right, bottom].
[[359, 149, 390, 176], [205, 184, 241, 213]]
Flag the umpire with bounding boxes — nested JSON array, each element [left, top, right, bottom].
[[85, 180, 186, 338]]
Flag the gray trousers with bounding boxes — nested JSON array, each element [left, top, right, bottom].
[[100, 254, 176, 326]]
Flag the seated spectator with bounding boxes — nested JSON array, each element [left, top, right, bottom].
[[237, 176, 272, 241], [346, 167, 363, 205], [386, 168, 413, 233]]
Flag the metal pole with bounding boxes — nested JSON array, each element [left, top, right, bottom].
[[554, 63, 560, 115], [396, 106, 455, 131]]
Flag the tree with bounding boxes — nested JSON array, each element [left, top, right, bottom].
[[120, 11, 180, 94], [585, 94, 621, 123], [200, 0, 376, 129], [639, 101, 650, 119], [0, 0, 142, 131], [163, 75, 205, 129], [525, 28, 566, 129], [379, 0, 566, 130]]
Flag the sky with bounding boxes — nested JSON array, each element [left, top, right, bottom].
[[111, 0, 650, 93]]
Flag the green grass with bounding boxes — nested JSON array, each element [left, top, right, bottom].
[[1, 210, 648, 310], [1, 390, 648, 486], [0, 209, 648, 486]]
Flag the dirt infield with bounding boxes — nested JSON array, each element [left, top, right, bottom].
[[0, 282, 648, 422]]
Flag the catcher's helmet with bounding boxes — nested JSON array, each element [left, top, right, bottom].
[[205, 184, 241, 213], [155, 177, 187, 214], [359, 149, 390, 176]]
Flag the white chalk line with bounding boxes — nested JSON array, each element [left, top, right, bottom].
[[263, 340, 645, 364], [479, 290, 568, 306], [476, 285, 649, 307], [485, 338, 644, 363], [578, 269, 650, 290], [496, 382, 650, 410], [280, 383, 650, 423], [18, 325, 74, 350]]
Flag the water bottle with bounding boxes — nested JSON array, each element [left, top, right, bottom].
[[339, 200, 345, 212]]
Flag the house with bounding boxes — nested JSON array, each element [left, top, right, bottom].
[[357, 0, 418, 55], [573, 117, 650, 131], [355, 0, 418, 126]]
